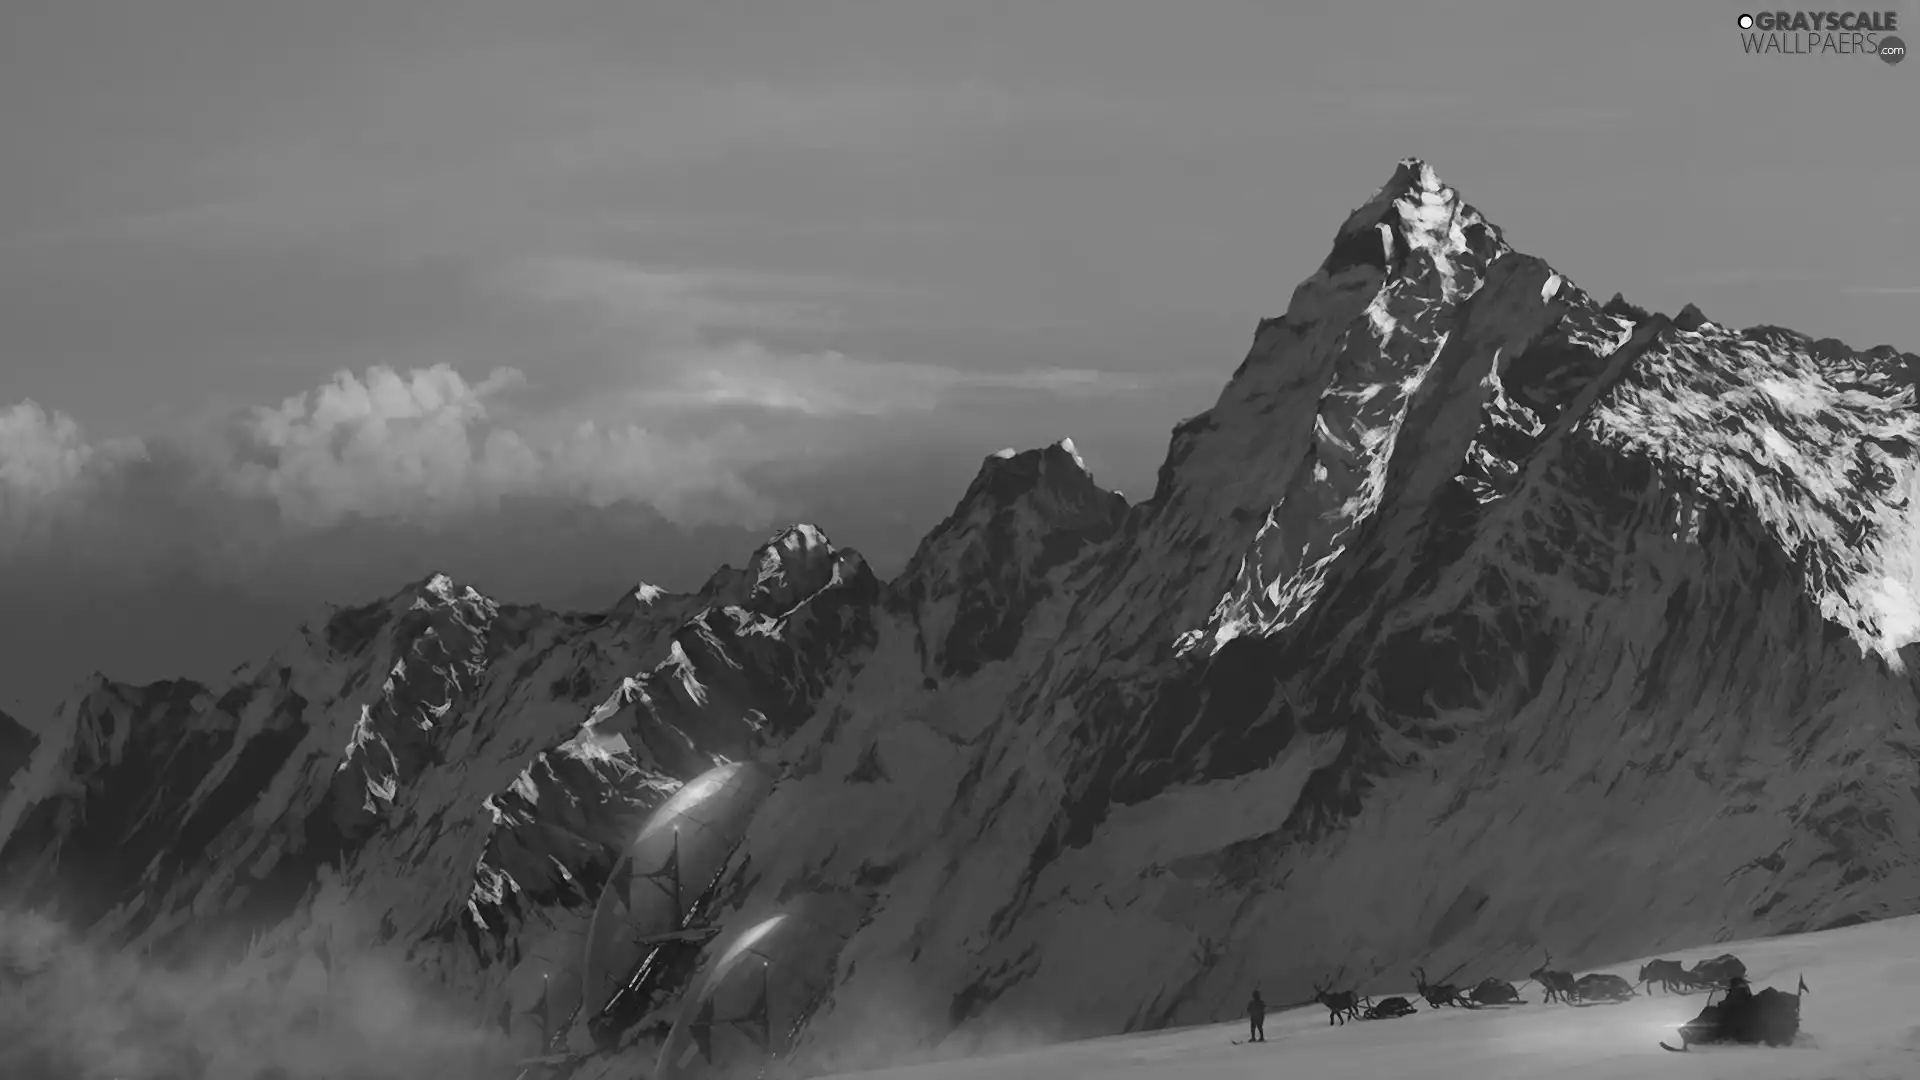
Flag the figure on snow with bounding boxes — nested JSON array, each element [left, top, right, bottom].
[[1246, 989, 1267, 1042]]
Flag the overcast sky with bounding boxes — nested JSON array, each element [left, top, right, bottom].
[[1, 0, 1915, 717]]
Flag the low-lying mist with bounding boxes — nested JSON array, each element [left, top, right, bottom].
[[772, 975, 1075, 1079], [0, 908, 515, 1080]]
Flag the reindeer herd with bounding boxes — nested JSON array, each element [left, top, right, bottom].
[[1303, 949, 1748, 1027]]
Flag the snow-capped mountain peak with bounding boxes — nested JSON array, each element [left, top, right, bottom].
[[744, 523, 853, 617], [1317, 156, 1510, 301], [891, 438, 1128, 681]]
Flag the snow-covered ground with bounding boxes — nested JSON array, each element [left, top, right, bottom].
[[825, 915, 1920, 1080]]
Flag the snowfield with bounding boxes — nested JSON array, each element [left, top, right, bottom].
[[828, 917, 1920, 1080]]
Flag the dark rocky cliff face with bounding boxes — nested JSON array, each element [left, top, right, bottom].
[[4, 158, 1919, 1080]]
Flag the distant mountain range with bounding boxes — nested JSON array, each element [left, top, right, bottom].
[[0, 496, 773, 724]]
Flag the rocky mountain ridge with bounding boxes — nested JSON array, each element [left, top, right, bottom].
[[5, 158, 1920, 1080]]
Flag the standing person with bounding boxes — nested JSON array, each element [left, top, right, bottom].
[[1246, 989, 1267, 1043]]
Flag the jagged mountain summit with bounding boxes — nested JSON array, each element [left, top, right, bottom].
[[4, 158, 1920, 1080]]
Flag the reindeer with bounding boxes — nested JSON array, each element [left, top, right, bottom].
[[1412, 965, 1474, 1009], [1527, 951, 1580, 1005], [1638, 959, 1690, 994], [1311, 978, 1363, 1026]]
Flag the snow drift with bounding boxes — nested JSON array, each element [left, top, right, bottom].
[[3, 158, 1919, 1079]]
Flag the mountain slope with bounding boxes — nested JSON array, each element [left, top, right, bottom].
[[4, 158, 1920, 1080]]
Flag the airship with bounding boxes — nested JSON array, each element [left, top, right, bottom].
[[576, 761, 779, 1039], [653, 890, 868, 1080]]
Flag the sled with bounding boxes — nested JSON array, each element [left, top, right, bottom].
[[1657, 976, 1805, 1053]]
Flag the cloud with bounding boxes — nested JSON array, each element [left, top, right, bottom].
[[1315, 90, 1628, 130], [1841, 285, 1920, 296], [204, 354, 1149, 529], [5, 354, 1152, 547], [0, 379, 774, 721], [223, 364, 532, 527], [638, 339, 1156, 419], [639, 79, 1028, 159], [499, 256, 1162, 415], [0, 400, 148, 550], [3, 256, 1172, 560], [86, 72, 1055, 249], [505, 258, 859, 338], [0, 402, 96, 499], [205, 364, 772, 531], [0, 907, 510, 1080]]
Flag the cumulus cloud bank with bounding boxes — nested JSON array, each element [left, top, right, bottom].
[[5, 356, 1140, 549], [5, 259, 1154, 546], [211, 364, 773, 531], [0, 401, 149, 552], [4, 253, 1157, 541]]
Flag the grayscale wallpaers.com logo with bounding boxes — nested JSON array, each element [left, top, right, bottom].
[[1735, 10, 1906, 61]]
